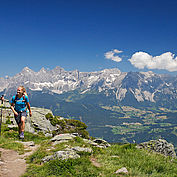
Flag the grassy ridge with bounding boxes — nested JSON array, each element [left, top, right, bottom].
[[0, 123, 176, 177]]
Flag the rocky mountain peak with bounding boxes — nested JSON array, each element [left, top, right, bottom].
[[52, 66, 65, 73], [39, 67, 47, 73], [21, 67, 34, 73], [101, 68, 121, 74]]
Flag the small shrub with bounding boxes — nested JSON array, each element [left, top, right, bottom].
[[76, 129, 89, 139], [6, 118, 11, 124], [45, 113, 53, 119], [74, 136, 84, 143], [46, 159, 76, 175], [65, 119, 87, 129], [55, 119, 66, 128], [49, 116, 58, 126], [37, 131, 45, 136], [27, 149, 48, 164], [45, 114, 66, 127]]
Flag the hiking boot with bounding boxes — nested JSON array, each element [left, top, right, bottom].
[[19, 132, 24, 139]]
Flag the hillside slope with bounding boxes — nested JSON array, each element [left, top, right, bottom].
[[0, 110, 176, 177]]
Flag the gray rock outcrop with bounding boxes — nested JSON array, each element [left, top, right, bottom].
[[25, 107, 58, 134], [42, 151, 80, 163], [83, 138, 111, 148], [65, 146, 93, 153], [93, 139, 111, 148], [136, 139, 176, 158], [42, 146, 92, 163], [42, 133, 111, 163], [50, 133, 76, 145]]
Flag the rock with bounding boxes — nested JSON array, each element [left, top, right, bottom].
[[54, 151, 80, 160], [83, 138, 111, 148], [25, 107, 58, 134], [137, 139, 176, 158], [72, 133, 80, 137], [21, 141, 35, 147], [25, 119, 35, 133], [65, 146, 93, 153], [50, 133, 76, 143], [93, 139, 111, 148], [83, 139, 98, 146], [0, 161, 4, 165], [115, 167, 128, 174], [42, 150, 80, 163], [52, 140, 69, 146], [42, 155, 55, 163], [45, 133, 53, 137], [7, 125, 18, 129]]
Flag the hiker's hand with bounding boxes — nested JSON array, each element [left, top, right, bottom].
[[29, 111, 32, 117], [14, 111, 18, 116]]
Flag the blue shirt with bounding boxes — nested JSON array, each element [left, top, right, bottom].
[[11, 95, 29, 112]]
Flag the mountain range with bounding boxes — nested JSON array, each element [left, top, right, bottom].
[[1, 66, 177, 108], [1, 66, 177, 146]]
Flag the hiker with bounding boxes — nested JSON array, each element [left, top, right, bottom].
[[0, 95, 4, 105], [10, 86, 32, 139]]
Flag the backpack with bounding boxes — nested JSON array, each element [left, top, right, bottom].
[[14, 94, 26, 104]]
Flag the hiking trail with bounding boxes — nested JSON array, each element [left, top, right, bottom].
[[0, 141, 38, 177]]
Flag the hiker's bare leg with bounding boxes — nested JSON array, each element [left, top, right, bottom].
[[20, 116, 26, 132]]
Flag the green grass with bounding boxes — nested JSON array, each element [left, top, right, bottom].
[[26, 140, 51, 164], [23, 142, 177, 177], [2, 130, 49, 144], [95, 144, 177, 177], [23, 157, 100, 177], [0, 123, 49, 154], [0, 136, 25, 154]]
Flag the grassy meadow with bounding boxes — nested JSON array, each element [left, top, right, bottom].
[[0, 123, 176, 177]]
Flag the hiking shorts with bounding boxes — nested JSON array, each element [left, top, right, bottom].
[[14, 111, 27, 125]]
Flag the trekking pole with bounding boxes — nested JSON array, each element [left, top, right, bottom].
[[0, 107, 2, 136]]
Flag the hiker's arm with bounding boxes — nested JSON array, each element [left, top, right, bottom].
[[10, 103, 18, 116], [26, 102, 32, 117]]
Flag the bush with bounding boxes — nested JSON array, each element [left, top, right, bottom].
[[45, 113, 53, 119], [5, 118, 11, 124], [65, 119, 87, 129], [76, 129, 89, 139], [49, 116, 58, 126]]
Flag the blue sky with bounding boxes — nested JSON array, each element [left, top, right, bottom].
[[0, 0, 177, 77]]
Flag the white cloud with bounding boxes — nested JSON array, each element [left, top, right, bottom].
[[129, 52, 177, 72], [113, 49, 123, 54], [104, 49, 123, 62]]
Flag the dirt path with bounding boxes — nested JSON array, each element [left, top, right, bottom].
[[0, 141, 39, 177]]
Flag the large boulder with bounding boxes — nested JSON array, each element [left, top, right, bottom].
[[25, 107, 58, 134], [137, 139, 176, 158]]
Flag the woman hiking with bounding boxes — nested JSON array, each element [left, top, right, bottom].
[[10, 86, 32, 139]]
